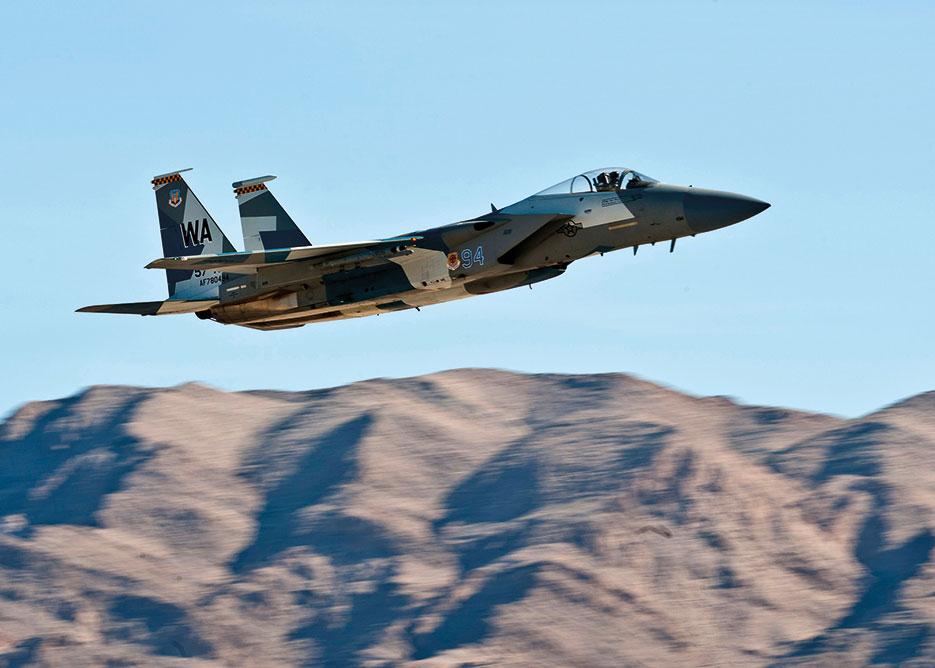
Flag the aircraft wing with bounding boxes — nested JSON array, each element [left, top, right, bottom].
[[145, 236, 423, 272]]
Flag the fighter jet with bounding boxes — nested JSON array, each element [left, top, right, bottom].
[[79, 168, 769, 330]]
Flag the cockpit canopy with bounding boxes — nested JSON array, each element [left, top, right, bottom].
[[534, 167, 659, 196]]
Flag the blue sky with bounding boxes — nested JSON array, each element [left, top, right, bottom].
[[2, 1, 932, 418]]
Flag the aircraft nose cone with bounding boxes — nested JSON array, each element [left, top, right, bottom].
[[684, 191, 770, 233]]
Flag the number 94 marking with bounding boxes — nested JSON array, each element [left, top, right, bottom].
[[460, 246, 484, 269]]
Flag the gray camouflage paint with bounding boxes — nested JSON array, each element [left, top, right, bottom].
[[234, 176, 312, 251], [151, 170, 237, 299], [79, 169, 769, 329]]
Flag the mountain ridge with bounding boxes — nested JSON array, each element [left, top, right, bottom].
[[0, 369, 931, 667]]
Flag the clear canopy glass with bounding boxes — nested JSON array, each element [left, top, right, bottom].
[[534, 168, 659, 196]]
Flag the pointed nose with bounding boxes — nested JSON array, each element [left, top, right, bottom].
[[684, 190, 770, 233]]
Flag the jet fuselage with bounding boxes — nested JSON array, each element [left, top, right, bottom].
[[79, 168, 769, 329], [208, 181, 768, 330]]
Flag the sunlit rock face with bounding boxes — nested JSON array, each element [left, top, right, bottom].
[[0, 370, 932, 667]]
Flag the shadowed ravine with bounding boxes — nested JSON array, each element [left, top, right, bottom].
[[0, 371, 932, 667]]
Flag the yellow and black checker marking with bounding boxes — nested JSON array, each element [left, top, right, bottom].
[[151, 173, 183, 187], [234, 183, 268, 195]]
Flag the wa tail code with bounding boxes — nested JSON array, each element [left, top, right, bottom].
[[181, 218, 214, 247]]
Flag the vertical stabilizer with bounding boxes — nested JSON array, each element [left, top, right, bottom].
[[152, 169, 237, 299], [233, 175, 311, 251]]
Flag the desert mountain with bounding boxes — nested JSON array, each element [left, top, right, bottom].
[[0, 370, 932, 667]]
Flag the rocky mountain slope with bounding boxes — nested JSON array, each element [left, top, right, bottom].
[[0, 370, 932, 667]]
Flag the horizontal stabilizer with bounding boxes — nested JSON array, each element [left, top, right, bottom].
[[145, 237, 423, 271], [77, 299, 217, 316]]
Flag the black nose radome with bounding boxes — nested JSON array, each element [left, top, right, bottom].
[[684, 191, 770, 233]]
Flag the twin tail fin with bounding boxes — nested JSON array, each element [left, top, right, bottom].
[[79, 169, 312, 316], [152, 168, 238, 300], [232, 175, 311, 251]]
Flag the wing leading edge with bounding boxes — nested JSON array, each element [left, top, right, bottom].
[[145, 236, 424, 271]]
